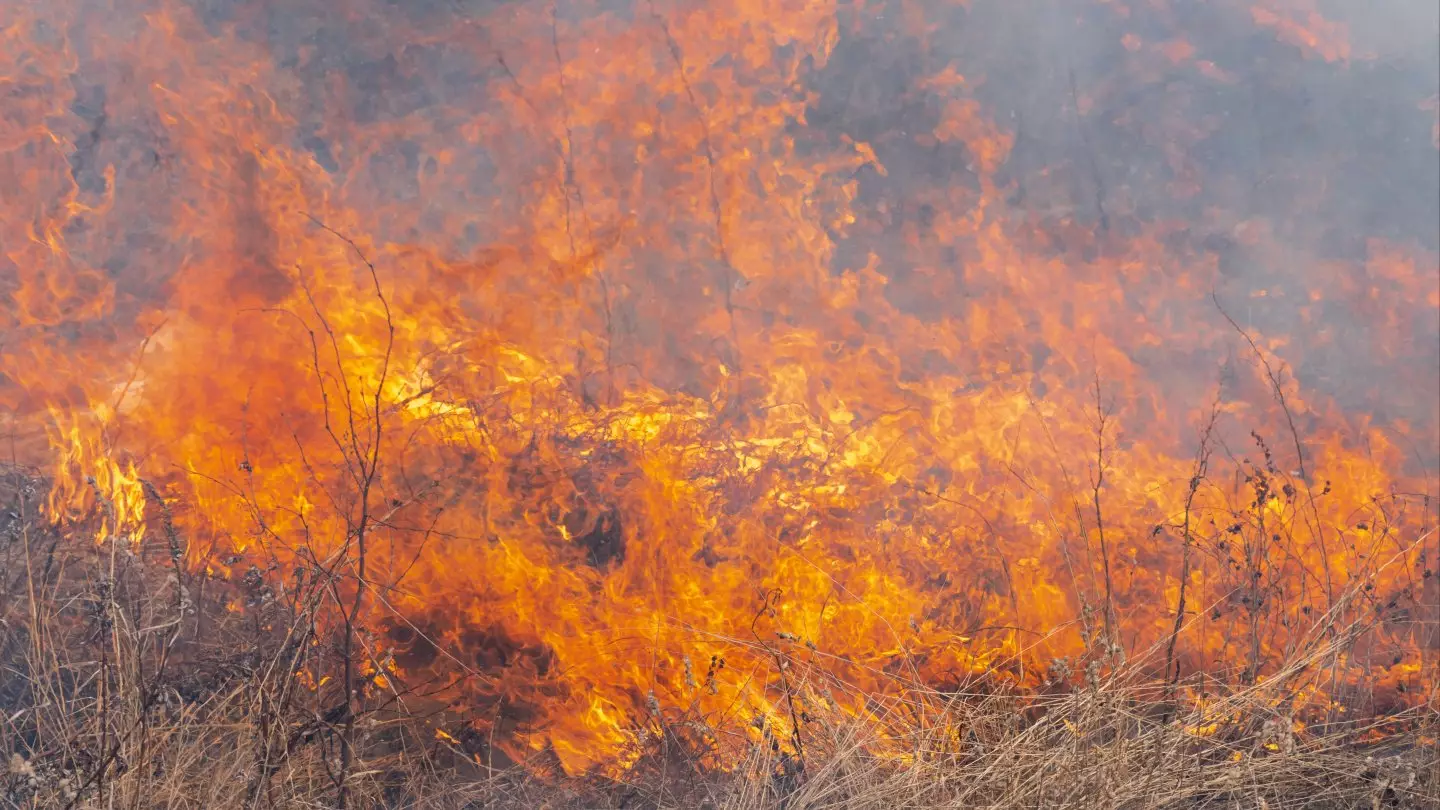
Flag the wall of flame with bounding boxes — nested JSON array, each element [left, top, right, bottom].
[[1, 0, 1437, 774]]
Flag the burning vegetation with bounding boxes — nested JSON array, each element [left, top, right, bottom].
[[0, 0, 1437, 806]]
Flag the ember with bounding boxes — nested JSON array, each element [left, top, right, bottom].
[[1, 0, 1436, 805]]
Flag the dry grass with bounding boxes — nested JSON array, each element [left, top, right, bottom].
[[1, 462, 1435, 809]]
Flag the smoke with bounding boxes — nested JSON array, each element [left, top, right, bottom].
[[1333, 0, 1440, 63], [810, 0, 1439, 460]]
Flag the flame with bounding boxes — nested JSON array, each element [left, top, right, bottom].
[[1, 0, 1437, 776], [45, 406, 147, 546], [1250, 1, 1352, 62]]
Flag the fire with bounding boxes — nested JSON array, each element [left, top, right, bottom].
[[45, 406, 147, 547], [2, 0, 1437, 778]]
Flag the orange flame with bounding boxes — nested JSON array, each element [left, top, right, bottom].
[[1, 0, 1436, 776]]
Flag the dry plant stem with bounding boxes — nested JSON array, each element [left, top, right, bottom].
[[1213, 294, 1335, 605], [290, 215, 396, 809], [650, 0, 743, 393], [749, 590, 807, 773], [246, 567, 329, 808], [1089, 371, 1117, 650], [545, 4, 617, 405], [567, 16, 626, 391], [1019, 387, 1101, 646], [1164, 401, 1219, 706], [17, 450, 45, 740]]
